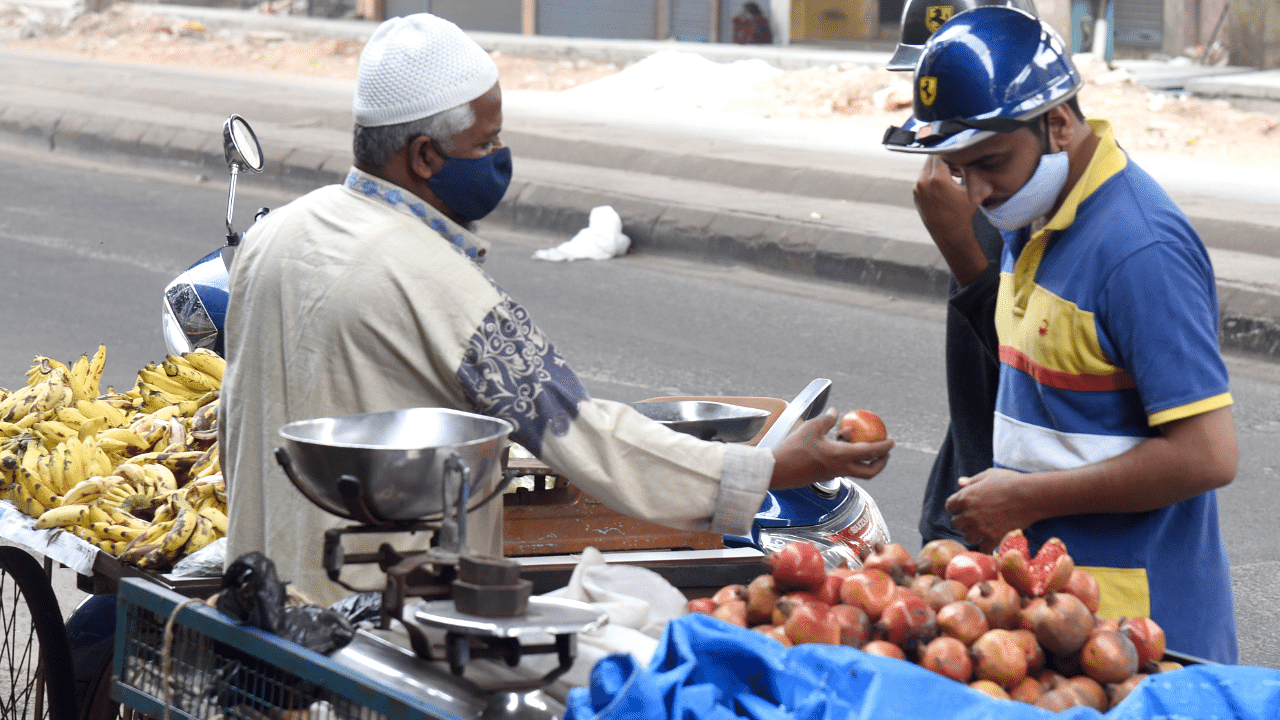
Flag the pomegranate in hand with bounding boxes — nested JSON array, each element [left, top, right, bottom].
[[836, 409, 887, 443]]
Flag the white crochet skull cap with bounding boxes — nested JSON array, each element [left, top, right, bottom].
[[353, 13, 499, 127]]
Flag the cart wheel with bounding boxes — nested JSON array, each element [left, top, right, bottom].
[[79, 650, 136, 720], [0, 546, 78, 720]]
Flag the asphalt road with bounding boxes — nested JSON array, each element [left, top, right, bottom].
[[2, 146, 1278, 668]]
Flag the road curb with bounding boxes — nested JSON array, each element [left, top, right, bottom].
[[2, 102, 1278, 364]]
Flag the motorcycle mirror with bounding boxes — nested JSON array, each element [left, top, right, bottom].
[[222, 115, 265, 246], [223, 114, 264, 174]]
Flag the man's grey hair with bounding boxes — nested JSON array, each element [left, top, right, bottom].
[[352, 102, 476, 167]]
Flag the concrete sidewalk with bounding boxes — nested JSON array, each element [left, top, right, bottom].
[[1, 3, 1278, 361]]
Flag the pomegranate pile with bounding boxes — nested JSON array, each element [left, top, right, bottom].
[[688, 531, 1179, 713]]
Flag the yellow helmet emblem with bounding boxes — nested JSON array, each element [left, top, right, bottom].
[[926, 6, 954, 33], [919, 76, 939, 106]]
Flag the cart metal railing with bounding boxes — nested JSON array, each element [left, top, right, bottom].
[[113, 577, 465, 720]]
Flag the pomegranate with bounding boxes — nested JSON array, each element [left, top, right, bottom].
[[1081, 629, 1139, 684], [1034, 688, 1079, 712], [917, 538, 968, 578], [1062, 568, 1102, 613], [766, 540, 827, 592], [1009, 628, 1046, 673], [711, 583, 746, 606], [836, 409, 887, 443], [1062, 675, 1109, 712], [936, 600, 990, 646], [921, 636, 974, 683], [946, 551, 998, 588], [745, 573, 782, 626], [829, 603, 872, 647], [1021, 591, 1095, 657], [968, 579, 1023, 630], [756, 624, 793, 647], [1119, 617, 1167, 667], [711, 599, 748, 627], [910, 573, 941, 597], [968, 679, 1011, 700], [817, 572, 847, 606], [921, 578, 971, 612], [1106, 672, 1148, 707], [876, 592, 938, 646], [686, 597, 717, 614], [784, 602, 839, 645], [771, 592, 821, 626], [1009, 676, 1044, 703], [969, 629, 1028, 688], [860, 541, 917, 583], [1092, 617, 1120, 636], [996, 530, 1074, 598], [839, 568, 898, 621], [861, 639, 906, 660]]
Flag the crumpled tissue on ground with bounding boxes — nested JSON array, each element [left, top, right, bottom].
[[532, 205, 630, 261]]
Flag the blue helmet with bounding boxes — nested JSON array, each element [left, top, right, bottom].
[[883, 6, 1081, 154], [886, 0, 1040, 72]]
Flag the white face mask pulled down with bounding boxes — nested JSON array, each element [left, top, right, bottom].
[[978, 150, 1070, 231]]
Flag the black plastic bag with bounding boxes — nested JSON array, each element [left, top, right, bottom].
[[216, 552, 354, 654], [327, 591, 383, 626], [279, 605, 356, 654], [217, 551, 285, 634]]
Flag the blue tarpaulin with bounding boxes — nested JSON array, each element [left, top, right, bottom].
[[564, 614, 1280, 720]]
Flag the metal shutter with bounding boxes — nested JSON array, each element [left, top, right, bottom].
[[427, 0, 521, 32], [537, 0, 658, 38], [672, 0, 714, 41], [1113, 0, 1162, 50]]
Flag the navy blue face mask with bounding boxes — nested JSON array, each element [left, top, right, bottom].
[[426, 145, 513, 222]]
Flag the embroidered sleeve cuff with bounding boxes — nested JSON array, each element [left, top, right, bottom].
[[710, 444, 774, 536]]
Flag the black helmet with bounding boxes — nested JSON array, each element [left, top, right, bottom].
[[886, 0, 1040, 71]]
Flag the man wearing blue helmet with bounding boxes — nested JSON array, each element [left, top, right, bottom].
[[885, 6, 1238, 663]]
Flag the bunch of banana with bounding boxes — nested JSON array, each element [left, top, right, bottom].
[[40, 468, 227, 570]]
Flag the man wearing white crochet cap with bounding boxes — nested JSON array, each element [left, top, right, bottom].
[[219, 14, 895, 607]]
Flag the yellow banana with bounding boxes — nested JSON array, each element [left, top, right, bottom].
[[174, 390, 218, 419], [34, 503, 92, 530], [102, 504, 149, 530], [20, 439, 43, 473], [141, 464, 178, 493], [76, 416, 108, 441], [32, 420, 77, 451], [87, 521, 146, 543], [0, 421, 24, 438], [89, 447, 114, 477], [162, 358, 219, 394], [86, 345, 106, 400], [84, 504, 112, 526], [188, 446, 218, 479], [117, 519, 175, 564], [197, 504, 228, 535], [124, 450, 204, 477], [6, 480, 47, 518], [181, 349, 225, 383], [181, 515, 218, 554], [66, 353, 96, 402], [54, 405, 90, 429], [190, 399, 219, 433], [77, 398, 128, 428], [99, 428, 150, 455], [62, 476, 109, 506], [15, 463, 61, 510]]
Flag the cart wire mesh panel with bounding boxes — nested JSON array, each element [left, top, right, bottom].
[[112, 578, 464, 720]]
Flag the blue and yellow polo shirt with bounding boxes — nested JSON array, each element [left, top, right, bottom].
[[993, 120, 1237, 664]]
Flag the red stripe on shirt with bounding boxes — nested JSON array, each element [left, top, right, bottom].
[[999, 346, 1138, 392]]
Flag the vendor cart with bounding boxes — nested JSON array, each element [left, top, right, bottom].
[[0, 500, 223, 720]]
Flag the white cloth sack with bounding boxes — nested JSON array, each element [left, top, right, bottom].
[[532, 206, 631, 261], [525, 547, 689, 693]]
